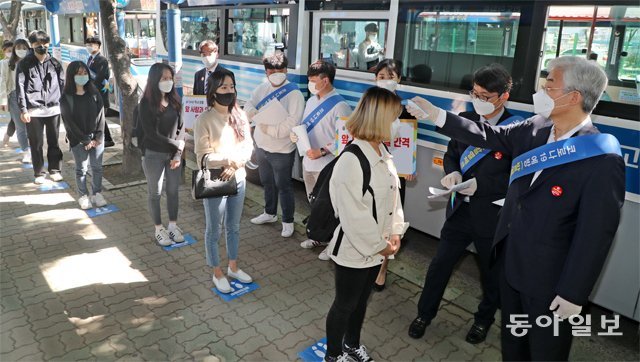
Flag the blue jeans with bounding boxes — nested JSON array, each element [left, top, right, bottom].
[[70, 142, 104, 196], [255, 148, 295, 223], [203, 179, 246, 267], [8, 91, 29, 151], [143, 149, 181, 225]]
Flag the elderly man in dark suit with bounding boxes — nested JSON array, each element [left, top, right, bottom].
[[409, 64, 520, 344], [85, 37, 114, 147], [407, 56, 625, 361], [193, 40, 227, 96]]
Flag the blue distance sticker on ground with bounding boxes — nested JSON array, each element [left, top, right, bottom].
[[298, 338, 328, 362], [39, 181, 69, 191], [85, 204, 120, 218], [212, 281, 260, 302], [162, 233, 197, 251]]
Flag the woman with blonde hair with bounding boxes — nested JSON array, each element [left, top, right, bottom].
[[324, 87, 409, 362]]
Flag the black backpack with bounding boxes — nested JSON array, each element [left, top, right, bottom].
[[305, 143, 377, 248]]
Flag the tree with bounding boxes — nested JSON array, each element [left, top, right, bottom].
[[98, 0, 143, 175], [0, 1, 23, 41]]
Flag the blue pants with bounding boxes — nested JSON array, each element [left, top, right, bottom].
[[203, 179, 246, 267], [255, 148, 295, 223], [143, 149, 181, 225], [8, 91, 29, 151], [70, 142, 104, 197]]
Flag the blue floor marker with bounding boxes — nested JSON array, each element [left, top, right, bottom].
[[212, 280, 260, 302], [39, 181, 69, 191], [85, 204, 120, 218], [22, 162, 47, 169], [14, 148, 22, 153], [299, 338, 328, 362], [162, 233, 197, 251]]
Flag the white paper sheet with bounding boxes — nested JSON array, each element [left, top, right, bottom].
[[428, 179, 476, 199], [291, 124, 311, 156], [252, 99, 289, 126]]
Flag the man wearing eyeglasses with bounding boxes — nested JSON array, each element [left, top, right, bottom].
[[409, 64, 519, 345], [193, 40, 227, 95]]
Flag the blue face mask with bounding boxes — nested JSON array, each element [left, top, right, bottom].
[[74, 75, 89, 86]]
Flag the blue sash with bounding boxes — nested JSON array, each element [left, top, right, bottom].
[[509, 133, 621, 185], [302, 94, 347, 133], [256, 82, 299, 110], [459, 115, 524, 174]]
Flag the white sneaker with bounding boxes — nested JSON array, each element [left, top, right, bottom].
[[155, 227, 173, 246], [21, 151, 31, 164], [78, 195, 92, 210], [92, 192, 107, 207], [227, 267, 253, 283], [300, 239, 329, 249], [251, 212, 278, 225], [34, 176, 46, 184], [318, 247, 331, 261], [50, 173, 63, 182], [168, 225, 185, 243], [213, 275, 232, 293], [281, 222, 294, 237]]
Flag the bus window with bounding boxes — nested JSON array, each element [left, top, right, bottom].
[[85, 14, 99, 38], [319, 19, 388, 72], [59, 15, 86, 45], [398, 4, 521, 90], [226, 7, 289, 59], [124, 14, 157, 59], [180, 9, 220, 52], [540, 5, 640, 106]]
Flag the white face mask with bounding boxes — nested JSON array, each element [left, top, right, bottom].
[[471, 97, 497, 116], [74, 74, 89, 86], [15, 49, 28, 58], [4, 52, 11, 58], [368, 34, 378, 42], [86, 45, 96, 54], [377, 79, 398, 92], [158, 80, 174, 93], [268, 72, 287, 86], [390, 118, 401, 141], [202, 54, 217, 69], [308, 81, 321, 95]]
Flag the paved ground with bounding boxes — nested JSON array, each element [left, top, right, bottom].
[[0, 117, 638, 361]]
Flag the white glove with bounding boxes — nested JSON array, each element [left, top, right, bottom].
[[549, 295, 582, 320], [289, 132, 298, 143], [440, 171, 462, 189], [458, 177, 477, 196], [176, 139, 185, 151], [406, 97, 439, 120]]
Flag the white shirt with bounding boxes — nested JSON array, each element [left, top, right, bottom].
[[481, 108, 505, 126], [302, 88, 352, 173], [0, 59, 14, 106], [357, 40, 383, 70], [243, 80, 305, 153]]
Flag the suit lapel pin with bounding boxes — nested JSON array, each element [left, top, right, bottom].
[[551, 185, 563, 197], [494, 151, 503, 160]]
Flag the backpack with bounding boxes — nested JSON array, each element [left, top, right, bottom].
[[305, 143, 377, 247]]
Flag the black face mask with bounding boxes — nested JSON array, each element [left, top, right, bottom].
[[215, 92, 235, 107], [34, 46, 47, 55]]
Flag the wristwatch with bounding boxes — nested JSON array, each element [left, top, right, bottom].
[[320, 148, 327, 157]]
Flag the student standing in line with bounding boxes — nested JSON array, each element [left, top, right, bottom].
[[244, 52, 305, 238], [60, 61, 108, 210], [324, 87, 408, 362], [1, 39, 31, 162], [16, 31, 65, 184], [139, 63, 186, 246], [194, 68, 254, 293], [85, 37, 114, 147]]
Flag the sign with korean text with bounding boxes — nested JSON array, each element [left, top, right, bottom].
[[335, 117, 417, 177], [182, 95, 207, 130]]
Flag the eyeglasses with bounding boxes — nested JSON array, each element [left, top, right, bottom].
[[468, 91, 499, 103]]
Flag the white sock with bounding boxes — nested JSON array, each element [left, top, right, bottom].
[[155, 225, 164, 233], [168, 222, 177, 231]]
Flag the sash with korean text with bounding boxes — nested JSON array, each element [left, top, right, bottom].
[[302, 94, 347, 133], [256, 82, 299, 110]]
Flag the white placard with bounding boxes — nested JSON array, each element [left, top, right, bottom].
[[182, 95, 207, 130], [291, 124, 311, 156]]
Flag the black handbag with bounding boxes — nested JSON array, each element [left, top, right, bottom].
[[191, 155, 238, 200]]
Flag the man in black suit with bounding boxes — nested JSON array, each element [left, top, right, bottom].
[[407, 56, 625, 361], [408, 64, 518, 344], [85, 37, 114, 147], [193, 40, 226, 96]]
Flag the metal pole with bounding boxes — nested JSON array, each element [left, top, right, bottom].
[[116, 9, 126, 39], [49, 13, 61, 60], [167, 4, 183, 96]]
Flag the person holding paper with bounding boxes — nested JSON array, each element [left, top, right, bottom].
[[408, 64, 517, 344], [406, 57, 625, 361], [290, 60, 352, 259], [244, 52, 305, 238]]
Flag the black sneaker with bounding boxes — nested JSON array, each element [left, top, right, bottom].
[[342, 342, 373, 362], [325, 352, 356, 362]]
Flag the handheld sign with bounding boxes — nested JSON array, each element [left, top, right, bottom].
[[182, 95, 208, 130]]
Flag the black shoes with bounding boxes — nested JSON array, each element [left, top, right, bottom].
[[372, 282, 385, 292], [465, 323, 489, 344], [408, 317, 429, 339]]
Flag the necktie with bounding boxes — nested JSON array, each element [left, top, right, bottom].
[[88, 56, 94, 67], [204, 71, 212, 93]]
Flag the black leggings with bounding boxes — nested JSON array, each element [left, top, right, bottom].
[[326, 263, 381, 358]]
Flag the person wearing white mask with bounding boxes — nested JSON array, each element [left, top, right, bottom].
[[244, 52, 305, 238], [357, 23, 384, 71], [60, 61, 107, 210], [193, 40, 227, 96], [139, 63, 186, 247], [290, 60, 351, 259], [406, 56, 625, 361], [408, 64, 518, 344], [1, 40, 31, 161]]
